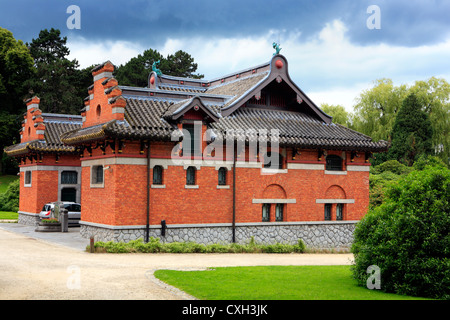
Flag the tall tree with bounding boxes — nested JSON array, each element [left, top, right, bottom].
[[409, 77, 449, 165], [115, 49, 163, 87], [115, 48, 203, 87], [320, 103, 351, 127], [0, 27, 34, 114], [163, 50, 204, 79], [388, 93, 433, 166], [25, 28, 82, 114], [0, 27, 34, 173], [352, 78, 409, 142]]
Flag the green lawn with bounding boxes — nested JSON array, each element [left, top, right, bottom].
[[0, 175, 18, 193], [154, 265, 430, 300], [0, 211, 18, 220]]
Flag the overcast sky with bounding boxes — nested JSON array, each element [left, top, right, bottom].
[[1, 0, 450, 112]]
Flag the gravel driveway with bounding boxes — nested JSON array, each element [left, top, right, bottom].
[[0, 224, 354, 300]]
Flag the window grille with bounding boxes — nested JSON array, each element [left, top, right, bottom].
[[61, 171, 77, 184], [324, 204, 332, 221], [218, 167, 227, 185], [92, 165, 103, 184], [25, 171, 32, 185], [275, 204, 284, 221], [153, 165, 163, 185], [186, 166, 196, 185], [326, 155, 343, 171], [336, 203, 343, 220], [262, 204, 270, 222]]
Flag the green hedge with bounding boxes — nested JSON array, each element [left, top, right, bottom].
[[91, 237, 306, 254]]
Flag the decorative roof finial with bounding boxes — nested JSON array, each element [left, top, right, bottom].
[[272, 42, 281, 56], [152, 60, 162, 76]]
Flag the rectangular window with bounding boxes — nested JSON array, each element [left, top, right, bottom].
[[183, 124, 201, 157], [24, 171, 32, 186], [275, 204, 284, 221], [324, 204, 332, 221], [61, 171, 78, 184], [262, 203, 270, 222], [336, 203, 343, 220], [326, 155, 343, 171], [92, 165, 103, 184]]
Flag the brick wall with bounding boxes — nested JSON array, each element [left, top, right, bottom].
[[79, 142, 370, 227], [18, 154, 81, 214]]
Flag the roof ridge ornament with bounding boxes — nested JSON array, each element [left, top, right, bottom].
[[272, 42, 281, 56], [152, 60, 162, 76]]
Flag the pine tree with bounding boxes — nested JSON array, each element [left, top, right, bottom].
[[24, 28, 82, 114], [388, 93, 433, 166]]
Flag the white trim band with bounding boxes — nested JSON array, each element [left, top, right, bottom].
[[252, 199, 297, 204], [316, 199, 355, 204]]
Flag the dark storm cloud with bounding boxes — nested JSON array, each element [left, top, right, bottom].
[[2, 0, 448, 47]]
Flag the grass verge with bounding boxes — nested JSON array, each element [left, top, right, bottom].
[[0, 211, 18, 220], [154, 265, 431, 300]]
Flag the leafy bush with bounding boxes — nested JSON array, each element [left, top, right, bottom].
[[370, 159, 412, 175], [0, 179, 19, 212], [91, 237, 307, 254], [352, 161, 450, 299]]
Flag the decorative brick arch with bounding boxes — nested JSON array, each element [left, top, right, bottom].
[[324, 185, 346, 199], [262, 184, 287, 199]]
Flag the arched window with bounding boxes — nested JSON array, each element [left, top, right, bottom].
[[186, 166, 196, 185], [153, 165, 163, 185], [96, 105, 101, 117], [326, 155, 343, 171], [218, 167, 227, 185]]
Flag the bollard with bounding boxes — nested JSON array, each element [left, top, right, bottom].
[[60, 208, 69, 232], [90, 236, 94, 253]]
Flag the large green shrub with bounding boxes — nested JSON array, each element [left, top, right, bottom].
[[352, 161, 449, 299]]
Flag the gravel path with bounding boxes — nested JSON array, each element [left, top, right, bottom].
[[0, 225, 354, 300]]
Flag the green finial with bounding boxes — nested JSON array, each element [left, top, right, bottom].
[[272, 42, 281, 56], [152, 60, 162, 76]]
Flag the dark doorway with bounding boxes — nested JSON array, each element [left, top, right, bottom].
[[61, 188, 76, 202]]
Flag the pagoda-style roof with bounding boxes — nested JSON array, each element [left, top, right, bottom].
[[58, 55, 388, 152], [5, 112, 82, 157]]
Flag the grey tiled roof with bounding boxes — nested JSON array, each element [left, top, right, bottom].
[[60, 55, 389, 152], [5, 114, 82, 156]]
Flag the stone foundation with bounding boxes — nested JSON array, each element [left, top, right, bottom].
[[18, 211, 40, 227], [80, 221, 358, 250]]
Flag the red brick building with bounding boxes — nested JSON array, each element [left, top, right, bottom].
[[4, 97, 82, 225], [6, 54, 388, 248]]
